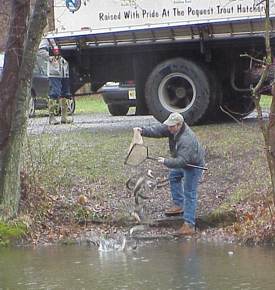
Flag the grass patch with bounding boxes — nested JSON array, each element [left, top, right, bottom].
[[75, 94, 108, 114], [260, 95, 271, 109], [0, 221, 27, 247], [32, 94, 108, 117], [23, 121, 269, 205], [23, 130, 134, 196]]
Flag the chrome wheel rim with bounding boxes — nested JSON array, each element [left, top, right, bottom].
[[158, 73, 196, 113]]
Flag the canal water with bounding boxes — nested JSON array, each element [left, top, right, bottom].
[[1, 239, 275, 290]]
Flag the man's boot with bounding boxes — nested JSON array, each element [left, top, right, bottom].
[[48, 99, 60, 125], [175, 223, 195, 236], [60, 98, 73, 124], [165, 206, 183, 216]]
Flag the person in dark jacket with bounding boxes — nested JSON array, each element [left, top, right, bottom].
[[134, 112, 205, 235]]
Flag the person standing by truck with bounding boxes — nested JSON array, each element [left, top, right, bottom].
[[133, 112, 205, 235], [48, 47, 72, 125]]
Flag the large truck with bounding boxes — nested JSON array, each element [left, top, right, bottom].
[[47, 0, 275, 124]]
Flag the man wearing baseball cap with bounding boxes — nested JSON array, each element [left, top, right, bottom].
[[133, 112, 205, 236]]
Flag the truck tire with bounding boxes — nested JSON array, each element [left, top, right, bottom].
[[204, 69, 223, 122], [28, 90, 36, 118], [145, 58, 211, 125], [28, 96, 35, 118], [107, 104, 129, 116]]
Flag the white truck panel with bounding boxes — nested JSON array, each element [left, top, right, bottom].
[[52, 0, 275, 36]]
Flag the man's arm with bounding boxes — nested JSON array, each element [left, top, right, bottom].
[[163, 139, 194, 168], [134, 124, 170, 138]]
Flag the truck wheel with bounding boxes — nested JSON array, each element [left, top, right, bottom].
[[107, 104, 129, 116], [201, 69, 223, 123], [145, 58, 211, 125], [68, 97, 76, 115], [56, 97, 76, 115]]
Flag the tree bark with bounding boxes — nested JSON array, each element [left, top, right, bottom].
[[269, 87, 275, 157], [268, 85, 275, 199], [0, 0, 12, 51], [0, 0, 48, 219], [253, 0, 275, 202], [261, 0, 275, 201]]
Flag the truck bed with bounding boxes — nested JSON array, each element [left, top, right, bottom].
[[48, 17, 275, 48], [49, 0, 275, 48]]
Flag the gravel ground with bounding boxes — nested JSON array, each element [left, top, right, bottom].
[[27, 109, 270, 135], [27, 113, 159, 135]]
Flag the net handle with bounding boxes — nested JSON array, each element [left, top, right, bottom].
[[146, 145, 208, 170], [125, 144, 208, 170], [145, 145, 158, 161]]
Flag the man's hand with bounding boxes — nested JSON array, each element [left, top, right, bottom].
[[157, 157, 165, 164]]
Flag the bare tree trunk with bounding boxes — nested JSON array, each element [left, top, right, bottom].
[[0, 0, 30, 217], [0, 0, 48, 219], [0, 0, 12, 51], [252, 0, 275, 202], [269, 88, 275, 156], [47, 0, 55, 32], [261, 0, 275, 202], [268, 85, 275, 200]]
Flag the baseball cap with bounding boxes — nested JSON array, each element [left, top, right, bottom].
[[163, 112, 184, 126]]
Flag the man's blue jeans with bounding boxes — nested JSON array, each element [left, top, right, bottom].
[[169, 167, 203, 226], [49, 77, 71, 99], [49, 77, 62, 99]]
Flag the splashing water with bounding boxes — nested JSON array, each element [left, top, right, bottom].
[[98, 237, 126, 252]]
